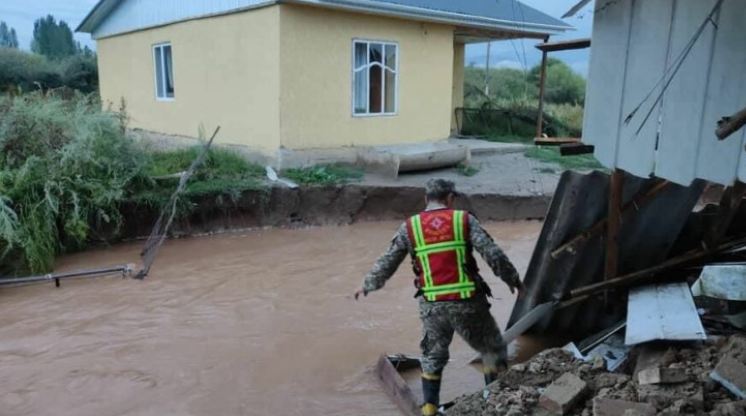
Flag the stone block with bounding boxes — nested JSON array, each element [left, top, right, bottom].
[[592, 398, 656, 416], [637, 367, 688, 385], [711, 355, 746, 399], [539, 372, 588, 415]]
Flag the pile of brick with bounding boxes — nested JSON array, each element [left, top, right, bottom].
[[446, 336, 746, 416]]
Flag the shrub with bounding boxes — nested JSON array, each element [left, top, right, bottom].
[[0, 47, 98, 93]]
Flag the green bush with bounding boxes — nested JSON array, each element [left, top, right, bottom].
[[0, 93, 146, 274]]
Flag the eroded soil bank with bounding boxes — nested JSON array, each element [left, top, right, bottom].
[[120, 184, 550, 238], [0, 220, 542, 416]]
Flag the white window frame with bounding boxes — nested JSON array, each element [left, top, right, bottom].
[[153, 42, 175, 101], [351, 39, 399, 117]]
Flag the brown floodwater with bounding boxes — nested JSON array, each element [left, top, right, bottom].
[[0, 220, 543, 416]]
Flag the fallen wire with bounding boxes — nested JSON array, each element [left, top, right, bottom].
[[135, 126, 220, 279]]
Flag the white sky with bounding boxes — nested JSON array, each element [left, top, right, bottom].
[[1, 0, 593, 74]]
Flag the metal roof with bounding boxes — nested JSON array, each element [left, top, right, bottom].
[[77, 0, 572, 38]]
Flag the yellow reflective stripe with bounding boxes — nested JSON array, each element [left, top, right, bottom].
[[453, 210, 464, 242], [422, 372, 442, 380], [414, 241, 467, 255], [412, 215, 425, 247], [422, 282, 476, 293]]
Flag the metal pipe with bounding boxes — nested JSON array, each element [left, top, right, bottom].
[[0, 264, 135, 287]]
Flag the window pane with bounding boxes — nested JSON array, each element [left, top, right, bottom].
[[354, 42, 367, 70], [369, 64, 382, 113], [163, 45, 174, 98], [354, 69, 368, 114], [154, 46, 164, 98], [385, 44, 396, 71], [385, 69, 396, 113], [369, 43, 382, 65]]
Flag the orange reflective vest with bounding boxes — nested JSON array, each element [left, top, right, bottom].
[[406, 209, 477, 302]]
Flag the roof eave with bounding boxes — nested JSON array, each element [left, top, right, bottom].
[[286, 0, 572, 35]]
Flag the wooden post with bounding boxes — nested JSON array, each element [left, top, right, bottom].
[[716, 106, 746, 140], [535, 36, 550, 139], [604, 169, 624, 305]]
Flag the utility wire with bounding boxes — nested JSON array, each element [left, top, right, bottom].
[[625, 0, 723, 136]]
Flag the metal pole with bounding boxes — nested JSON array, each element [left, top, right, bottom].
[[0, 264, 135, 287]]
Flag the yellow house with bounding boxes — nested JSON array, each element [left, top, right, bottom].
[[78, 0, 570, 160]]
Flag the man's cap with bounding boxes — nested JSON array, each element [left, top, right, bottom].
[[425, 179, 458, 198]]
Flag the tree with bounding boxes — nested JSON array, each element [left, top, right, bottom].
[[31, 15, 76, 60], [0, 21, 19, 48], [529, 58, 586, 105]]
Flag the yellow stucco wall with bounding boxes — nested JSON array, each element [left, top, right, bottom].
[[451, 42, 465, 133], [96, 6, 281, 153], [278, 5, 456, 149]]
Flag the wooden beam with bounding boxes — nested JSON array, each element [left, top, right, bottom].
[[534, 137, 581, 146], [560, 143, 595, 156], [535, 38, 591, 52], [568, 236, 746, 300], [604, 170, 624, 305], [716, 107, 746, 140], [551, 180, 670, 258], [375, 355, 420, 416], [535, 36, 550, 139]]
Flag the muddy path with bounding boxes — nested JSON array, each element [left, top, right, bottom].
[[0, 221, 543, 416]]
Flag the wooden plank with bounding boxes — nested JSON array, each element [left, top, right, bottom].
[[534, 137, 581, 146], [615, 0, 675, 179], [375, 355, 420, 416], [705, 181, 746, 248], [582, 0, 633, 167], [625, 282, 707, 345], [535, 38, 591, 52], [696, 0, 746, 184], [656, 0, 719, 185]]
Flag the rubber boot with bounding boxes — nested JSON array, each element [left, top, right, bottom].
[[484, 371, 499, 386], [421, 374, 442, 416]]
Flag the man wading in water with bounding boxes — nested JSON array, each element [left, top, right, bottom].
[[355, 179, 524, 416]]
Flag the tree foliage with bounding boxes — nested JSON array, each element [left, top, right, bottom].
[[465, 58, 586, 108], [0, 48, 98, 93], [0, 21, 19, 49], [31, 15, 77, 60]]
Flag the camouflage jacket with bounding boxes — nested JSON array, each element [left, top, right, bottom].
[[362, 203, 521, 294]]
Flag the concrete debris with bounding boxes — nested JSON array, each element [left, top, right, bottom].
[[592, 397, 655, 416], [446, 335, 746, 416], [637, 367, 689, 385], [539, 373, 588, 414]]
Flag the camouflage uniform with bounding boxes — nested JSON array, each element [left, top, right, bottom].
[[362, 204, 521, 375]]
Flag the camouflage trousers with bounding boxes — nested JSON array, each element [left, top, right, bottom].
[[418, 294, 507, 375]]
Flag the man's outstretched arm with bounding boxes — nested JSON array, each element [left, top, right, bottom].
[[468, 214, 523, 293], [357, 223, 410, 298]]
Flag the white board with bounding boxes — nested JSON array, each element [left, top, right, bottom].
[[625, 282, 707, 345]]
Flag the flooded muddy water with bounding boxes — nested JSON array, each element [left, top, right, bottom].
[[0, 221, 543, 416]]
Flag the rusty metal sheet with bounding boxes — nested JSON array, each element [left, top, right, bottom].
[[508, 170, 705, 337]]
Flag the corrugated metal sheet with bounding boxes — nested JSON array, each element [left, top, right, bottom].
[[91, 0, 272, 38], [507, 170, 705, 337], [583, 0, 746, 187]]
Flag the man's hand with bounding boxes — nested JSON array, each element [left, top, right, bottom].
[[354, 288, 368, 300]]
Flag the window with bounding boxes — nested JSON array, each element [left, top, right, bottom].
[[153, 43, 174, 100], [353, 40, 398, 116]]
